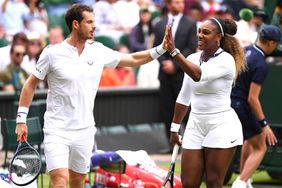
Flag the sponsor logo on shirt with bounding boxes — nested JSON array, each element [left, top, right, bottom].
[[87, 61, 94, 65], [231, 139, 237, 143]]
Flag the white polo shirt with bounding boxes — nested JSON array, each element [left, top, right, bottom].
[[176, 48, 236, 114], [32, 40, 121, 131]]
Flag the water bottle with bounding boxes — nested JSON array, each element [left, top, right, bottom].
[[84, 178, 91, 188]]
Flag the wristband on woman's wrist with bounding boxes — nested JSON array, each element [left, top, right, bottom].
[[170, 122, 181, 132], [258, 118, 268, 127], [149, 44, 166, 59], [170, 48, 180, 57], [16, 106, 29, 124]]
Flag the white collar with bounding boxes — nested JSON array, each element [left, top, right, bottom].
[[168, 13, 183, 21], [253, 44, 265, 57]]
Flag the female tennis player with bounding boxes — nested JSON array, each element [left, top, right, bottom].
[[164, 17, 246, 187]]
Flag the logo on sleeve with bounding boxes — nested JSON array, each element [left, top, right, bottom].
[[35, 67, 42, 73]]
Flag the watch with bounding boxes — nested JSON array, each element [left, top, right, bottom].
[[170, 48, 180, 57]]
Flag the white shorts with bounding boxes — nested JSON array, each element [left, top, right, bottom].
[[43, 126, 95, 174], [182, 109, 243, 149]]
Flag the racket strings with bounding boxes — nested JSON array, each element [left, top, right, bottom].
[[10, 147, 41, 184]]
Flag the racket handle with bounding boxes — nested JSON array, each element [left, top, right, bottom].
[[20, 135, 25, 142], [171, 144, 179, 163], [171, 135, 182, 163]]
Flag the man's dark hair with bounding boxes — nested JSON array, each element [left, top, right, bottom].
[[12, 32, 28, 45], [65, 4, 93, 32], [165, 0, 172, 4]]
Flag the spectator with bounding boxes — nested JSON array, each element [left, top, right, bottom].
[[0, 23, 9, 47], [48, 26, 65, 45], [22, 31, 44, 74], [43, 0, 72, 32], [115, 45, 135, 86], [136, 59, 160, 88], [93, 0, 125, 43], [0, 44, 28, 91], [23, 0, 48, 38], [252, 10, 268, 31], [221, 0, 251, 21], [43, 0, 72, 17], [152, 6, 168, 27], [0, 32, 28, 70], [130, 8, 159, 88], [186, 3, 204, 30], [115, 0, 140, 31], [153, 0, 197, 153], [215, 5, 235, 20], [74, 0, 96, 7], [184, 0, 202, 15], [129, 8, 153, 52], [199, 0, 221, 18], [235, 8, 258, 46], [0, 0, 29, 40], [136, 0, 156, 12], [152, 0, 164, 9], [99, 45, 135, 87], [99, 66, 135, 87], [244, 0, 264, 10]]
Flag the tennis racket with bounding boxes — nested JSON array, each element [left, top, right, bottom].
[[9, 136, 42, 186], [161, 143, 180, 188]]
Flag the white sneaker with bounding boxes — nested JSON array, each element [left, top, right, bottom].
[[246, 179, 254, 188], [231, 176, 247, 188]]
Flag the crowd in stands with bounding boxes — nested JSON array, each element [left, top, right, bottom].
[[0, 0, 281, 91]]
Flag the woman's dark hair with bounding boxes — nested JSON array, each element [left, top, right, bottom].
[[65, 4, 93, 32], [210, 18, 246, 79], [136, 10, 153, 44]]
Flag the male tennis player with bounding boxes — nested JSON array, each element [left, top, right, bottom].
[[15, 4, 167, 188]]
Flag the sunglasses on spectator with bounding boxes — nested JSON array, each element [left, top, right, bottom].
[[29, 41, 41, 46], [15, 52, 26, 57]]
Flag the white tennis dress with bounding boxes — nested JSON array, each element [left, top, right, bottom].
[[177, 48, 243, 149]]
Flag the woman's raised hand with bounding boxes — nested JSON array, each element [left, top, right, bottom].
[[163, 24, 176, 52]]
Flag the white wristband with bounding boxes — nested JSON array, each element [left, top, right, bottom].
[[149, 44, 166, 59], [170, 122, 181, 132], [16, 106, 29, 124]]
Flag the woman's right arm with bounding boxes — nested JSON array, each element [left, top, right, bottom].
[[170, 74, 192, 145], [164, 24, 201, 81]]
